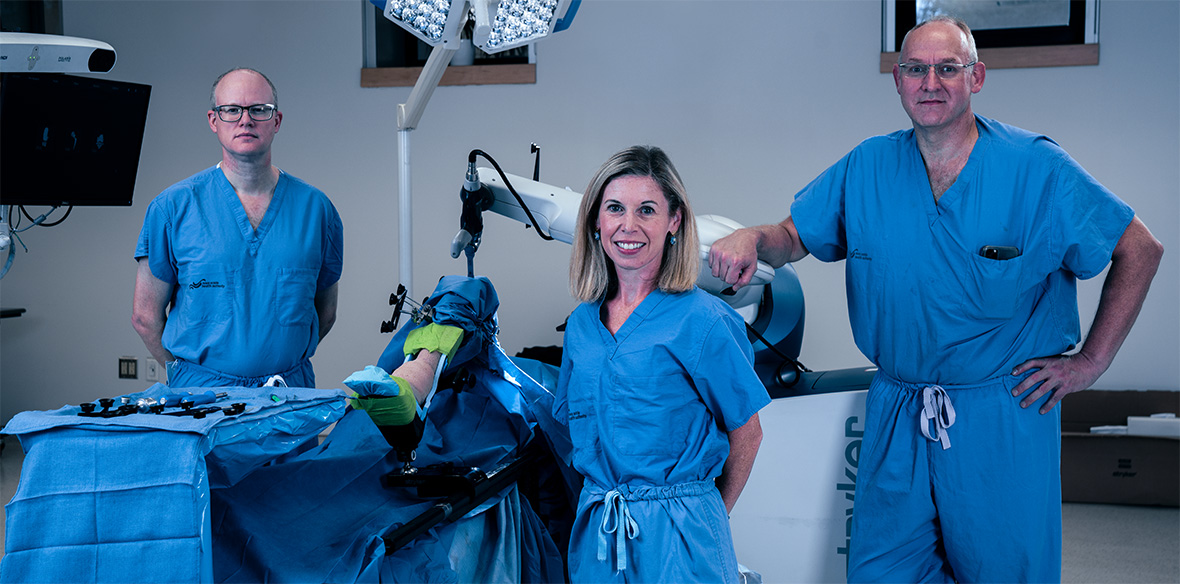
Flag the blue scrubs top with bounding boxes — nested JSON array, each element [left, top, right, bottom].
[[555, 287, 769, 581], [135, 165, 344, 378], [791, 115, 1134, 385]]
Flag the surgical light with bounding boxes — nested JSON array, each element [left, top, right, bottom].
[[375, 0, 578, 53], [477, 0, 573, 53], [368, 0, 578, 296], [381, 0, 467, 46]]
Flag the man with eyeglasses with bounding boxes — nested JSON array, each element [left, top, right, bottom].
[[133, 68, 344, 389], [710, 16, 1161, 583]]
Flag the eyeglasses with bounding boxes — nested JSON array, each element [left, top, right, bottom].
[[213, 103, 276, 122], [898, 62, 977, 80]]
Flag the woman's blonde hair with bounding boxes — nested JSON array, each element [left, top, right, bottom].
[[569, 146, 699, 302]]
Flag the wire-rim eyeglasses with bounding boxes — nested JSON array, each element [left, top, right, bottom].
[[898, 62, 977, 80]]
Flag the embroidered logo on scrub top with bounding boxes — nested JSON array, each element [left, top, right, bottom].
[[188, 279, 226, 290], [850, 249, 873, 262]]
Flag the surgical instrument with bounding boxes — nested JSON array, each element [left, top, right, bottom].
[[160, 391, 228, 407], [162, 402, 247, 419]]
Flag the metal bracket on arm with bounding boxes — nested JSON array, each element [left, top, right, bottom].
[[397, 40, 460, 131]]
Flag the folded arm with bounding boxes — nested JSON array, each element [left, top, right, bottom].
[[131, 258, 176, 366], [717, 412, 763, 513], [315, 282, 339, 341]]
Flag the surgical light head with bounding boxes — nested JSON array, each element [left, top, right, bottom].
[[372, 0, 580, 53], [473, 0, 578, 53], [378, 0, 468, 46]]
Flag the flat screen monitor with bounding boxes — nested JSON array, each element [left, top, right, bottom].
[[1, 73, 151, 207]]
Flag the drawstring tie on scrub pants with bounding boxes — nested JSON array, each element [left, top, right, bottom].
[[598, 489, 639, 572], [920, 385, 956, 450], [588, 480, 714, 573]]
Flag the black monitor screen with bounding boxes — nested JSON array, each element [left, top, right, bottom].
[[1, 73, 151, 206]]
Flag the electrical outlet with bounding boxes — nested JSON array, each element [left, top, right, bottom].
[[145, 359, 160, 382], [118, 357, 138, 379]]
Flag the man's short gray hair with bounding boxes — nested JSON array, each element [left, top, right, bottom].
[[902, 15, 978, 63], [210, 68, 278, 109]]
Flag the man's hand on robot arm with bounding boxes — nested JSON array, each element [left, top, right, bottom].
[[708, 217, 809, 292], [709, 228, 764, 291]]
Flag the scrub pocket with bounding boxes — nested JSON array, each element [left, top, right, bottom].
[[608, 373, 694, 458], [566, 373, 604, 463], [963, 253, 1024, 320], [176, 267, 234, 325], [275, 268, 317, 326]]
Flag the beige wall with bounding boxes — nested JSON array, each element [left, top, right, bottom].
[[2, 0, 1177, 422]]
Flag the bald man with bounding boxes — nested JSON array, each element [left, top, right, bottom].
[[709, 17, 1161, 583], [133, 68, 343, 389]]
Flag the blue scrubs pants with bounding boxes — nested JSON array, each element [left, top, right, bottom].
[[167, 358, 315, 389], [569, 480, 739, 583], [848, 373, 1062, 583]]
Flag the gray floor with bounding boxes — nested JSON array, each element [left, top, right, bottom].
[[1, 439, 1177, 583], [1061, 502, 1179, 583]]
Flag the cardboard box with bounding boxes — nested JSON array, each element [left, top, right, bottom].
[[1060, 390, 1179, 507]]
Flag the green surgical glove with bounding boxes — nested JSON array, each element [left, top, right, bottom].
[[351, 375, 417, 427]]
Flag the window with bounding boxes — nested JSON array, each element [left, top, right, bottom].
[[880, 0, 1100, 72], [361, 2, 537, 87]]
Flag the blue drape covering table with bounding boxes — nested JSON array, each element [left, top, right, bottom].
[[1, 386, 346, 583]]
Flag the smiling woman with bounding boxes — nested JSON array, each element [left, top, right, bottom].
[[569, 146, 700, 306], [555, 145, 769, 583], [595, 174, 682, 297]]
